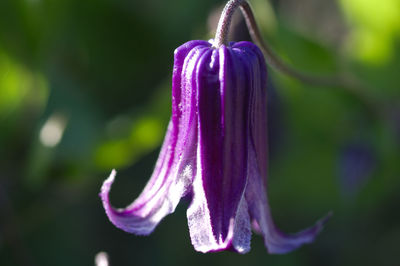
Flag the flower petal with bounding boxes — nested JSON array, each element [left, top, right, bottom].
[[100, 120, 190, 235], [239, 41, 330, 254], [99, 41, 209, 235], [187, 43, 256, 253], [246, 145, 330, 254]]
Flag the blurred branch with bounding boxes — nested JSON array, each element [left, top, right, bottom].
[[238, 1, 384, 118]]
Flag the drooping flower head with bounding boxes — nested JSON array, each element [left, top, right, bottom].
[[100, 0, 329, 254]]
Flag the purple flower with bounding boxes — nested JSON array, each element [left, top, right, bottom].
[[100, 40, 328, 254]]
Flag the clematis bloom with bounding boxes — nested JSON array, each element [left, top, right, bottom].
[[100, 40, 328, 254]]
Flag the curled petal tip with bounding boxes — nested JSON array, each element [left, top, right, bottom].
[[107, 169, 117, 185], [265, 213, 332, 255], [323, 211, 334, 223], [110, 169, 117, 177], [316, 211, 333, 233], [99, 170, 158, 235], [100, 170, 117, 198]]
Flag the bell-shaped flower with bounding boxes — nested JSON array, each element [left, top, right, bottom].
[[100, 40, 328, 254]]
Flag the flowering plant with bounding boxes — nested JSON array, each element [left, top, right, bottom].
[[100, 0, 329, 254]]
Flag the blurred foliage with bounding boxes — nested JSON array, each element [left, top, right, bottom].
[[340, 0, 400, 64], [0, 0, 399, 266]]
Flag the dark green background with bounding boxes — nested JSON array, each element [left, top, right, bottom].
[[1, 0, 399, 265]]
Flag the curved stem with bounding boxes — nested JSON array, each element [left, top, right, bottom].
[[238, 1, 381, 117], [213, 0, 244, 48], [239, 2, 337, 87], [214, 0, 382, 117]]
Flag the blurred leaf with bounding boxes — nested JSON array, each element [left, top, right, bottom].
[[0, 50, 48, 120], [94, 82, 170, 170], [339, 0, 400, 33], [339, 0, 400, 64], [94, 116, 164, 170], [0, 49, 49, 159]]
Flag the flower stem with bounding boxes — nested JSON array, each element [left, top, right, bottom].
[[214, 0, 383, 118], [239, 1, 382, 118], [213, 0, 244, 48]]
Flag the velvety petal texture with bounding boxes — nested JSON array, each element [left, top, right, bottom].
[[100, 40, 328, 254]]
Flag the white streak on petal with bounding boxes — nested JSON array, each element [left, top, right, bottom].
[[187, 144, 217, 252], [187, 142, 251, 253], [232, 197, 251, 253]]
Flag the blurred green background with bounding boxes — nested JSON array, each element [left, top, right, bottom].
[[0, 0, 399, 265]]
